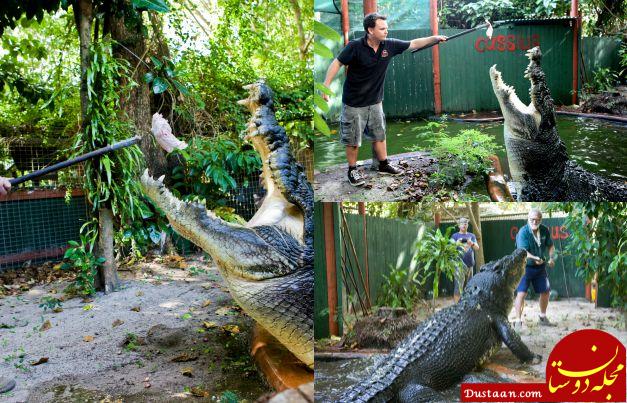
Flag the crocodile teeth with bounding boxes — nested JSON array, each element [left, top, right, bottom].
[[157, 175, 165, 183]]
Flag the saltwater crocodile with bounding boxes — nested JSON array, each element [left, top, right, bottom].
[[490, 47, 627, 201], [140, 81, 314, 368], [337, 249, 539, 402]]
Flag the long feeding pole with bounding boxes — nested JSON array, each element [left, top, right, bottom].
[[411, 20, 496, 53], [9, 136, 141, 186], [323, 203, 340, 336], [341, 0, 350, 45]]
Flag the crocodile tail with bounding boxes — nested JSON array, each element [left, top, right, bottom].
[[338, 303, 467, 402]]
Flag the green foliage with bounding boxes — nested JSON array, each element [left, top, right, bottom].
[[558, 202, 626, 308], [377, 265, 426, 310], [39, 296, 63, 312], [219, 390, 240, 403], [132, 0, 170, 13], [62, 237, 105, 296], [413, 227, 460, 301], [584, 67, 619, 94], [76, 39, 166, 257], [313, 19, 340, 136], [169, 136, 261, 209], [410, 121, 500, 188], [124, 333, 140, 351], [0, 11, 79, 149], [440, 0, 570, 28], [171, 0, 312, 149]]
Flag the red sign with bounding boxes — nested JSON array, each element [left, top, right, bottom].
[[546, 329, 626, 402], [475, 34, 540, 53], [461, 329, 626, 402]]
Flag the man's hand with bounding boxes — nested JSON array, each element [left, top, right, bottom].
[[548, 258, 555, 268], [152, 113, 188, 153], [0, 176, 11, 196], [322, 92, 330, 102], [434, 35, 448, 43]]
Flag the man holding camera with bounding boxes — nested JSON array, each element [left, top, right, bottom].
[[451, 217, 479, 302]]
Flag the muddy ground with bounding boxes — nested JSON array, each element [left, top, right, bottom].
[[313, 151, 439, 202], [0, 254, 272, 402]]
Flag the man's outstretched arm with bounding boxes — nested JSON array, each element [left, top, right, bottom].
[[321, 59, 344, 101], [408, 35, 448, 51]]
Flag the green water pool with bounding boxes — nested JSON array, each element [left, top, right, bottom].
[[314, 116, 627, 181]]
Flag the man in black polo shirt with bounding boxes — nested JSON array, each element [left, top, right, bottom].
[[322, 13, 447, 186]]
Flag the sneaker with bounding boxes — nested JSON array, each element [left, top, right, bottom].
[[538, 316, 556, 327], [348, 169, 365, 187], [378, 162, 403, 176]]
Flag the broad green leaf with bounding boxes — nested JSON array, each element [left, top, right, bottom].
[[315, 82, 333, 96], [314, 42, 334, 59], [313, 112, 330, 136], [143, 72, 155, 83], [150, 56, 163, 69], [171, 79, 190, 96], [152, 77, 169, 94], [314, 94, 329, 113], [314, 20, 341, 42], [132, 0, 170, 13]]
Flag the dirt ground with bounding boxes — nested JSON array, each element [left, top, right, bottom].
[[0, 254, 272, 402], [313, 151, 439, 202]]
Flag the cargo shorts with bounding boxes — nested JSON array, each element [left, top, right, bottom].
[[340, 103, 386, 147]]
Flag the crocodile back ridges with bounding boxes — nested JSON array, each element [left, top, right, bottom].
[[338, 301, 470, 402], [254, 104, 314, 268]]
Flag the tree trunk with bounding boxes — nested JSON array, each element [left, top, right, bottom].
[[106, 4, 169, 179], [74, 0, 93, 120], [467, 202, 485, 269], [287, 0, 308, 60], [98, 208, 119, 293]]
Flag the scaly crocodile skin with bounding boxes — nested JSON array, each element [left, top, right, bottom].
[[490, 47, 627, 201], [141, 81, 314, 368], [337, 249, 536, 402]]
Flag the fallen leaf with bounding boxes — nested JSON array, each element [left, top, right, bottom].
[[178, 262, 188, 270], [203, 321, 218, 329], [83, 304, 94, 311], [112, 319, 124, 328], [171, 353, 199, 362], [84, 335, 94, 342], [52, 307, 63, 313], [215, 306, 239, 316], [82, 297, 94, 303], [135, 291, 144, 297], [201, 300, 212, 308], [221, 324, 240, 334], [30, 357, 48, 366], [40, 320, 52, 332], [181, 367, 193, 377], [190, 387, 209, 397], [130, 306, 141, 312]]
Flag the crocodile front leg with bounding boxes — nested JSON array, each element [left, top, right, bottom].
[[493, 315, 539, 363], [141, 171, 300, 279]]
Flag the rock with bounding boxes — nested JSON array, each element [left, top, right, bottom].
[[0, 377, 16, 393], [146, 324, 185, 348]]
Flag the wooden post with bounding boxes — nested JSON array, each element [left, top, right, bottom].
[[323, 203, 339, 336], [358, 202, 370, 305], [430, 0, 442, 114], [363, 0, 377, 15], [570, 0, 580, 105], [434, 211, 441, 227], [341, 0, 350, 45]]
